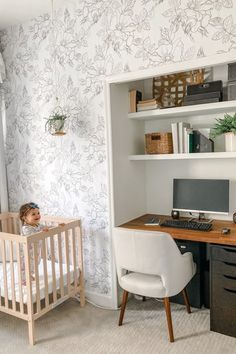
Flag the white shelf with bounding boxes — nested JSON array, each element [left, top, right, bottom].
[[128, 100, 236, 121], [129, 152, 236, 160]]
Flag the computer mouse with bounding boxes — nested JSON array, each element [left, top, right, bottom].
[[221, 227, 230, 235]]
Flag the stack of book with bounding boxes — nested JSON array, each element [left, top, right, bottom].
[[137, 98, 158, 112], [171, 122, 214, 154]]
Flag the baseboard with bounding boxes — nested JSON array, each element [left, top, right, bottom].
[[84, 290, 118, 309]]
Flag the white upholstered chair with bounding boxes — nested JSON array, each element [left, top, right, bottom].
[[113, 228, 196, 342]]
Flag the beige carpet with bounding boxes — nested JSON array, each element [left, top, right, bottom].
[[0, 298, 236, 354]]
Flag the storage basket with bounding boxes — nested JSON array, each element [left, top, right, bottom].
[[145, 132, 173, 154], [153, 69, 207, 108]]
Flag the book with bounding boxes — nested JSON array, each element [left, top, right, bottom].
[[184, 127, 193, 153], [138, 98, 157, 104], [171, 122, 179, 154], [137, 104, 158, 111], [144, 217, 160, 226], [137, 101, 157, 107], [129, 90, 142, 113], [178, 122, 191, 153]]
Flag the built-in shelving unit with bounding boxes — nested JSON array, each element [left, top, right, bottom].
[[128, 100, 236, 121], [106, 52, 236, 309], [129, 152, 236, 160]]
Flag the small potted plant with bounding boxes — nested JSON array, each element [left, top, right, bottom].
[[45, 110, 68, 136], [211, 113, 236, 152]]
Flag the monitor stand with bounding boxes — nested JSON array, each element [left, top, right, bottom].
[[190, 213, 212, 223]]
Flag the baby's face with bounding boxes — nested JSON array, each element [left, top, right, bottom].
[[24, 208, 41, 226]]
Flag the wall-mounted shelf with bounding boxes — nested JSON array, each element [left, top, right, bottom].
[[128, 100, 236, 121], [129, 152, 236, 160]]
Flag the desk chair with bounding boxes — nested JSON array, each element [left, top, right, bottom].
[[113, 229, 196, 342]]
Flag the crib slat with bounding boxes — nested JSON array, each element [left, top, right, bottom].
[[16, 243, 24, 313], [41, 239, 49, 308], [50, 236, 57, 303], [9, 241, 16, 311], [33, 243, 40, 313], [12, 217, 18, 235], [57, 233, 64, 297], [75, 224, 85, 306], [7, 217, 13, 234], [65, 230, 70, 294], [1, 240, 9, 308], [72, 228, 77, 290]]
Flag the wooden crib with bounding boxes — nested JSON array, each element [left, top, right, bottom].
[[0, 212, 85, 345]]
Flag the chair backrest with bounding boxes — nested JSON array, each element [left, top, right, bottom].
[[113, 228, 185, 293]]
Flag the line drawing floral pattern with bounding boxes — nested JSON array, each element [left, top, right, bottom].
[[0, 0, 236, 300]]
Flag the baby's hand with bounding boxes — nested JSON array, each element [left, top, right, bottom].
[[59, 223, 65, 227], [42, 227, 49, 232]]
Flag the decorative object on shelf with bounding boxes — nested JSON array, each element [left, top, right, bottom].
[[145, 132, 173, 154], [153, 69, 207, 108], [211, 113, 236, 152], [171, 210, 179, 219], [45, 98, 68, 135]]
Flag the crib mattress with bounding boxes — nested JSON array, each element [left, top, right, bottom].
[[0, 260, 79, 304]]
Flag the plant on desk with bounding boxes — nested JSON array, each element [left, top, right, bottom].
[[211, 113, 236, 152]]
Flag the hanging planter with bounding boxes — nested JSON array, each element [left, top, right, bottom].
[[45, 104, 68, 136]]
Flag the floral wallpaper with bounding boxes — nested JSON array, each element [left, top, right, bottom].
[[0, 0, 236, 302]]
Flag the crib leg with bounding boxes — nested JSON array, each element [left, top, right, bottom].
[[80, 289, 86, 307], [28, 320, 35, 345]]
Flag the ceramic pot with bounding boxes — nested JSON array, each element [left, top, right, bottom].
[[225, 132, 236, 152]]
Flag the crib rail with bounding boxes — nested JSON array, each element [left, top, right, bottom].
[[0, 213, 85, 344]]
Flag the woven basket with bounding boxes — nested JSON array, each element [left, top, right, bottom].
[[145, 132, 173, 154], [153, 69, 206, 108]]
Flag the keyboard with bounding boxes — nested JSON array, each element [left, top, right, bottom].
[[160, 219, 212, 232]]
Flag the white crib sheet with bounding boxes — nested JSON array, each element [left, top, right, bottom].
[[0, 260, 78, 304]]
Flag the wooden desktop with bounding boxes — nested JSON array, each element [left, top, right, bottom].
[[118, 214, 236, 338], [120, 214, 236, 246]]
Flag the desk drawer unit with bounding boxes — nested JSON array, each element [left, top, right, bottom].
[[210, 244, 236, 337], [171, 240, 207, 308]]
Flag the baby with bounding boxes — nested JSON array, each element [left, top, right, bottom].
[[19, 202, 49, 285]]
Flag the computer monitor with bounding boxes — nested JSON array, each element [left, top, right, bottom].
[[173, 178, 229, 215]]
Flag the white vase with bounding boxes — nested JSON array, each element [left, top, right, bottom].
[[225, 132, 236, 152]]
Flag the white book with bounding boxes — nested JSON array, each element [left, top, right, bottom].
[[171, 122, 179, 154], [137, 104, 158, 111], [178, 122, 191, 153]]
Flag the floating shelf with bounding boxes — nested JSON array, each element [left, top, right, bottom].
[[128, 100, 236, 121], [129, 152, 236, 160]]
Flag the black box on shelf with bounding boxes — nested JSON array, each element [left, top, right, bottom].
[[187, 80, 223, 96], [183, 97, 220, 106], [227, 80, 236, 101], [192, 131, 214, 153], [183, 91, 222, 102], [228, 62, 236, 81]]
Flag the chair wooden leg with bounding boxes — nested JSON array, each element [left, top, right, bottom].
[[164, 297, 174, 343], [182, 288, 191, 314], [119, 290, 129, 326]]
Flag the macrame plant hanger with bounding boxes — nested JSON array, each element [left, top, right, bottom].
[[45, 0, 68, 136]]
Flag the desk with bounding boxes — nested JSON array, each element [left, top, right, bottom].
[[118, 214, 236, 338], [120, 214, 236, 246]]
